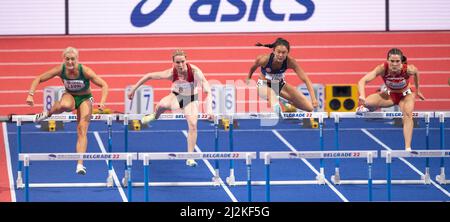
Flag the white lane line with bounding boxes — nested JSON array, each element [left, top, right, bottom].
[[93, 131, 129, 202], [361, 128, 450, 198], [0, 44, 449, 52], [182, 130, 238, 202], [2, 71, 449, 79], [1, 57, 449, 66], [272, 130, 349, 202], [2, 122, 16, 202]]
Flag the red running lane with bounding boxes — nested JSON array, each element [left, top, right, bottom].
[[1, 47, 449, 62], [1, 60, 449, 76], [0, 32, 449, 49], [0, 32, 449, 115], [0, 123, 12, 202]]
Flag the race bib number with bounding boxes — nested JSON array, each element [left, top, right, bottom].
[[64, 79, 85, 91], [266, 73, 285, 81]]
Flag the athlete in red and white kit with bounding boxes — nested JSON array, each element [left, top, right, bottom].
[[128, 49, 213, 167], [357, 48, 425, 152]]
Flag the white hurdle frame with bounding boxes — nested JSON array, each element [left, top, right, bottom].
[[117, 113, 213, 186], [19, 152, 137, 202], [138, 152, 257, 202], [330, 111, 435, 185], [12, 114, 117, 189], [381, 150, 450, 201], [435, 112, 450, 184], [221, 112, 329, 186], [261, 150, 377, 201]]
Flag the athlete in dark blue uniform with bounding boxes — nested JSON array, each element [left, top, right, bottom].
[[246, 38, 318, 114]]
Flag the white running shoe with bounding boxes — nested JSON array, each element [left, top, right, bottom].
[[76, 164, 87, 175], [273, 104, 283, 119], [355, 105, 369, 116], [405, 147, 418, 154], [34, 111, 49, 123], [141, 113, 156, 125], [186, 159, 197, 167]]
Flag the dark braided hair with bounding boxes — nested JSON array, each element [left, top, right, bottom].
[[387, 48, 407, 64], [255, 37, 290, 52]]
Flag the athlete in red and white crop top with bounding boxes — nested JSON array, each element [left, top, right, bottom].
[[381, 61, 412, 105], [127, 49, 213, 167], [357, 48, 425, 152]]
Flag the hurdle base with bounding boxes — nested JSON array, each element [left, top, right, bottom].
[[16, 173, 24, 189], [316, 168, 325, 185], [212, 171, 221, 186], [331, 167, 341, 184], [436, 173, 448, 185], [331, 174, 341, 185], [121, 176, 129, 187], [16, 184, 24, 189], [106, 174, 114, 187], [421, 172, 431, 184], [226, 174, 236, 186]]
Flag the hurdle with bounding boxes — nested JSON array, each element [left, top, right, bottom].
[[260, 150, 376, 201], [12, 114, 117, 188], [18, 152, 137, 202], [138, 152, 257, 202], [435, 112, 450, 184], [381, 150, 450, 201], [118, 113, 215, 186], [222, 112, 328, 186], [330, 111, 434, 185]]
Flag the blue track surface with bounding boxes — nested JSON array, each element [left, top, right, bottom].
[[6, 117, 450, 202]]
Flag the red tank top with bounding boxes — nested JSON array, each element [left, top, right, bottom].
[[173, 63, 194, 82], [382, 62, 410, 90], [172, 63, 195, 95]]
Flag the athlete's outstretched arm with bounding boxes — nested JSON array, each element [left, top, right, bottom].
[[26, 65, 61, 107], [408, 65, 425, 100], [83, 65, 109, 109], [128, 69, 172, 100], [246, 55, 266, 85], [192, 64, 213, 115], [358, 64, 383, 105], [289, 57, 318, 108]]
